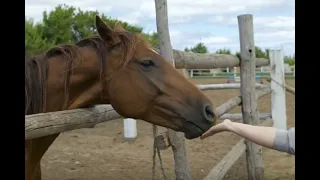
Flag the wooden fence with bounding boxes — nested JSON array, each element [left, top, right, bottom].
[[149, 11, 293, 180], [25, 8, 295, 180], [188, 66, 295, 79]]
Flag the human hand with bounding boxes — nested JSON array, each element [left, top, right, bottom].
[[200, 119, 233, 140]]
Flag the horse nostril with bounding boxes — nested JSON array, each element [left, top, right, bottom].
[[203, 105, 215, 123]]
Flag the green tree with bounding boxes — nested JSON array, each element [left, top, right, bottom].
[[215, 48, 231, 54], [235, 46, 269, 59], [265, 48, 270, 58], [184, 47, 190, 52], [255, 46, 269, 59], [284, 55, 295, 66], [184, 42, 208, 53], [40, 4, 144, 44], [141, 32, 159, 48], [25, 18, 54, 57], [40, 4, 76, 44], [25, 4, 158, 57]]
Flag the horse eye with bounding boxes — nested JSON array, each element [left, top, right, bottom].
[[140, 60, 155, 69]]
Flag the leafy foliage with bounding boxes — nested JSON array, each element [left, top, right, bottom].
[[25, 18, 54, 57], [284, 55, 295, 66], [25, 4, 157, 57], [25, 4, 294, 66], [184, 42, 208, 53], [215, 48, 231, 55], [235, 46, 270, 59]]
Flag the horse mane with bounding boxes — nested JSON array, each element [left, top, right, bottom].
[[25, 31, 144, 115]]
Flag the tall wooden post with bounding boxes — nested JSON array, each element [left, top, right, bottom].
[[269, 49, 287, 129], [237, 14, 264, 180], [154, 0, 191, 179]]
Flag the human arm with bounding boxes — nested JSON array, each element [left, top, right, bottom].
[[201, 119, 295, 155]]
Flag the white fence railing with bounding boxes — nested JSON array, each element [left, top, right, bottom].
[[188, 65, 295, 78]]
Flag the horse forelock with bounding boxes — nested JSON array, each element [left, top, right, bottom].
[[113, 31, 143, 67]]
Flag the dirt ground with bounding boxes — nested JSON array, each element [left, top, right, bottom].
[[42, 78, 295, 180]]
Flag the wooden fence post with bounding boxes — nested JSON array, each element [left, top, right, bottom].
[[269, 49, 287, 129], [154, 0, 191, 179], [238, 14, 264, 180]]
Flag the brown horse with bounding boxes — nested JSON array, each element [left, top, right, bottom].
[[25, 15, 215, 180]]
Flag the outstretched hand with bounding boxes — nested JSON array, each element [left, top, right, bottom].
[[200, 119, 233, 140]]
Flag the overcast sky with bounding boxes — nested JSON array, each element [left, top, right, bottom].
[[25, 0, 295, 56]]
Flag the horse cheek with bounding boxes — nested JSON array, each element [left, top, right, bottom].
[[108, 81, 142, 117]]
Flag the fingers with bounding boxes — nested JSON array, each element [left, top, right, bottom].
[[200, 119, 232, 140], [200, 123, 223, 140], [200, 131, 214, 140]]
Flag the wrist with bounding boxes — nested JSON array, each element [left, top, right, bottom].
[[224, 120, 235, 132]]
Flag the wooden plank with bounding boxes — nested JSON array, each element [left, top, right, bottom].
[[215, 87, 271, 118], [154, 0, 191, 179], [270, 50, 287, 129], [283, 84, 295, 95], [238, 14, 264, 180], [203, 118, 274, 180], [154, 48, 270, 69], [220, 113, 271, 121], [197, 83, 268, 90], [204, 139, 246, 180], [25, 105, 121, 140], [266, 78, 295, 95]]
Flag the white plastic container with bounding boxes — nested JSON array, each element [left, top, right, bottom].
[[123, 118, 137, 141]]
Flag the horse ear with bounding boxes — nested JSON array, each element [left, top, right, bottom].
[[114, 22, 126, 32], [95, 15, 117, 45]]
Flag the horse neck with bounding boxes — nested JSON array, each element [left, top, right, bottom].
[[45, 46, 110, 112]]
